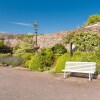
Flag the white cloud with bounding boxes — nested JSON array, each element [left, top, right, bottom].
[[10, 22, 33, 27]]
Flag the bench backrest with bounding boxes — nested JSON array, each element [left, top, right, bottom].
[[65, 62, 96, 73]]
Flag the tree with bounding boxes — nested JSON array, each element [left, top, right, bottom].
[[73, 31, 100, 51], [64, 30, 100, 52], [84, 14, 100, 26]]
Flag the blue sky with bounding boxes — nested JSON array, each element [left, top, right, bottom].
[[0, 0, 100, 34]]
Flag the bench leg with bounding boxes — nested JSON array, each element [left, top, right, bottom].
[[64, 72, 68, 79], [89, 73, 92, 81], [91, 74, 93, 80]]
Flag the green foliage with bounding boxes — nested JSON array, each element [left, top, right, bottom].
[[64, 31, 100, 52], [29, 54, 45, 71], [21, 53, 33, 60], [40, 48, 54, 66], [28, 47, 63, 71], [73, 32, 100, 51], [13, 40, 35, 56], [54, 51, 100, 73], [95, 47, 100, 59], [20, 45, 67, 71], [0, 40, 12, 54], [85, 14, 100, 25], [54, 53, 71, 73], [54, 52, 81, 73], [51, 44, 67, 56], [63, 31, 75, 44], [21, 53, 34, 67], [0, 45, 12, 54], [17, 34, 34, 40], [25, 60, 30, 68], [0, 40, 4, 47], [0, 53, 11, 64], [0, 53, 11, 58]]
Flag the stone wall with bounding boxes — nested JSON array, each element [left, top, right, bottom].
[[4, 39, 20, 47], [4, 31, 68, 48], [36, 31, 67, 48]]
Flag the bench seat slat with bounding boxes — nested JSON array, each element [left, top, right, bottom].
[[62, 70, 95, 74]]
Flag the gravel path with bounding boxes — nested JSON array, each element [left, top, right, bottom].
[[0, 67, 100, 100]]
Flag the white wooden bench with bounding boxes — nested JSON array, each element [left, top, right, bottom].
[[62, 62, 96, 81]]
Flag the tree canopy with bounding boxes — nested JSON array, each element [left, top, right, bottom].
[[83, 14, 100, 26], [64, 30, 100, 52]]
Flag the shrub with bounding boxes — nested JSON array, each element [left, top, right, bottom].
[[0, 53, 11, 58], [17, 34, 34, 40], [54, 51, 100, 73], [52, 44, 67, 57], [79, 52, 100, 73], [21, 53, 33, 67], [29, 54, 45, 71], [21, 53, 33, 60], [0, 40, 12, 54], [13, 39, 36, 56], [0, 45, 12, 54], [54, 51, 83, 73], [0, 56, 22, 67], [25, 60, 30, 68], [0, 53, 11, 64], [29, 53, 51, 72], [54, 53, 71, 73], [40, 48, 54, 66]]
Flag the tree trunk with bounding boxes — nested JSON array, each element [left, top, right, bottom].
[[70, 42, 73, 56]]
